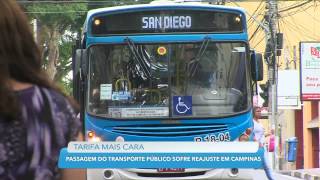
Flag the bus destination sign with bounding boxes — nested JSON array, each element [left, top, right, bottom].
[[91, 10, 243, 35], [142, 16, 192, 30]]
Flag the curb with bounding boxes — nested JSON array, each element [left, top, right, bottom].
[[279, 170, 292, 176], [291, 171, 320, 180], [292, 171, 304, 179]]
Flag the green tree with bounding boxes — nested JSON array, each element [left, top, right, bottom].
[[24, 2, 87, 94], [87, 0, 155, 10], [23, 0, 154, 94]]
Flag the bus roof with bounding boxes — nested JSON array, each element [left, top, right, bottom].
[[87, 3, 245, 16], [85, 3, 246, 26]]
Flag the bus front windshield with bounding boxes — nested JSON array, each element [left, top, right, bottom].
[[88, 42, 250, 119]]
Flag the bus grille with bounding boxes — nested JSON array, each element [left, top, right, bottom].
[[111, 124, 229, 137]]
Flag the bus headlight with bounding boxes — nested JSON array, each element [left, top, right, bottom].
[[87, 131, 102, 142]]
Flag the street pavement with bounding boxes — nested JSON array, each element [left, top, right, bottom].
[[251, 169, 301, 180], [282, 168, 320, 180]]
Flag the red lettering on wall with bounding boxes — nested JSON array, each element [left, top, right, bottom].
[[311, 47, 320, 58]]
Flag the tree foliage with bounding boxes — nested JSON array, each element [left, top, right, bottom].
[[24, 2, 87, 95], [22, 0, 154, 94], [87, 0, 155, 10]]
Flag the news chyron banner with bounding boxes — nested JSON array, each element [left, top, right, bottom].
[[58, 142, 263, 168]]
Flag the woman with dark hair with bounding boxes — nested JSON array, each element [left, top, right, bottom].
[[0, 0, 84, 179]]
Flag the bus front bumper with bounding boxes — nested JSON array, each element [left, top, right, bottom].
[[87, 168, 253, 180]]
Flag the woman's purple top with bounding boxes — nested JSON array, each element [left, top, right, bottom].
[[0, 86, 81, 180]]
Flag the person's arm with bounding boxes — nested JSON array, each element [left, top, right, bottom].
[[61, 133, 86, 180], [61, 169, 86, 180], [264, 132, 271, 137]]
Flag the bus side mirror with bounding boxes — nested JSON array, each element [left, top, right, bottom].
[[75, 49, 88, 79], [251, 52, 263, 81], [72, 49, 87, 102]]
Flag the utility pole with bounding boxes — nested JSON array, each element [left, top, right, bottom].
[[265, 0, 279, 170]]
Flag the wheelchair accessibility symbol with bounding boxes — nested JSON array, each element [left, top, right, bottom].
[[173, 96, 192, 116]]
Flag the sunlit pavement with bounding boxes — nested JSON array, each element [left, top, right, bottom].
[[251, 169, 302, 180], [279, 168, 320, 180]]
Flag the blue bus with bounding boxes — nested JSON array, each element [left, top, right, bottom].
[[73, 2, 263, 179]]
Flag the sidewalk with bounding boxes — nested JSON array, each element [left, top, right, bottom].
[[280, 168, 320, 180]]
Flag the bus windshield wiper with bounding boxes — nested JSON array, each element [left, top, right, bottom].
[[125, 37, 151, 78], [187, 36, 211, 77]]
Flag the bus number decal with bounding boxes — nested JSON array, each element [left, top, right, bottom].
[[194, 132, 230, 142], [142, 16, 192, 30]]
